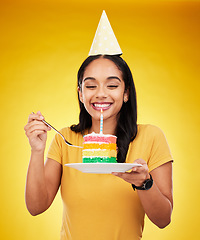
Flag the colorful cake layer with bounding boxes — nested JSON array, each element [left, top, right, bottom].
[[83, 157, 116, 163], [83, 143, 116, 150], [82, 132, 117, 163], [83, 149, 117, 158], [83, 134, 116, 143]]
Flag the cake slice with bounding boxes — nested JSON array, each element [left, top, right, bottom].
[[82, 132, 117, 163]]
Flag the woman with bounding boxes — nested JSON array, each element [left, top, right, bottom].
[[24, 55, 173, 240]]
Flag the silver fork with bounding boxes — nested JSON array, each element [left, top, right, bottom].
[[42, 119, 83, 149]]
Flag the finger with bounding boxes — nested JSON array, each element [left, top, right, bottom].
[[36, 111, 43, 117], [133, 165, 149, 175], [28, 112, 44, 123], [131, 166, 145, 173], [26, 129, 48, 144], [133, 158, 146, 165], [25, 118, 45, 131], [112, 171, 136, 184], [29, 123, 51, 134], [28, 130, 48, 145], [112, 172, 140, 185], [112, 171, 132, 179], [132, 167, 137, 172], [133, 159, 149, 173], [25, 121, 51, 137], [29, 129, 47, 138]]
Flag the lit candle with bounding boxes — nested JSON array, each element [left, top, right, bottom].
[[100, 108, 103, 134]]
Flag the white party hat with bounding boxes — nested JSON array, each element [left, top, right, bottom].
[[89, 10, 122, 56]]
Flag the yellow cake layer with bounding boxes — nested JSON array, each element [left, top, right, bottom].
[[83, 143, 116, 150], [82, 149, 117, 158]]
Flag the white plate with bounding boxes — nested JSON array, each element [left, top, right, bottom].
[[65, 163, 142, 174]]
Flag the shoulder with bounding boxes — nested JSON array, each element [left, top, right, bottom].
[[136, 124, 168, 144], [137, 124, 164, 136], [136, 124, 170, 152], [59, 127, 84, 138]]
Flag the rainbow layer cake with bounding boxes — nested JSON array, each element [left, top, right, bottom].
[[82, 132, 117, 163]]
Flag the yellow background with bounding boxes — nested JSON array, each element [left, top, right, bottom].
[[0, 0, 200, 239]]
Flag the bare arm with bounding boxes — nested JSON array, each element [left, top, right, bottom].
[[25, 156, 62, 216], [24, 112, 62, 216], [112, 160, 173, 228], [137, 161, 173, 228]]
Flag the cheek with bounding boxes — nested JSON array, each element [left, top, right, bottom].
[[113, 89, 125, 102], [81, 91, 93, 103]]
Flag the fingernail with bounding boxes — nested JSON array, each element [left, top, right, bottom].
[[112, 172, 118, 176]]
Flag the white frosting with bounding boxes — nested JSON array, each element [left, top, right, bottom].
[[84, 132, 116, 138]]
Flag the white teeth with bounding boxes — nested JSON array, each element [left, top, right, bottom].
[[94, 103, 111, 108]]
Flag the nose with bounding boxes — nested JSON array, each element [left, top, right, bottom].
[[95, 85, 107, 99]]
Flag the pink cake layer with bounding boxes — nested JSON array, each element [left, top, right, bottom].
[[83, 133, 116, 144]]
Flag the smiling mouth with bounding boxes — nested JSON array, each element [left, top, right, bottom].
[[92, 103, 112, 110]]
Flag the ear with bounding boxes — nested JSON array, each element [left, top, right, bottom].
[[124, 88, 129, 103], [78, 87, 83, 103]]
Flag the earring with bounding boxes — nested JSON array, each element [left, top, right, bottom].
[[124, 97, 128, 103]]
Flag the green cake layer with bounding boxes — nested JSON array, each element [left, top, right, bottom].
[[83, 157, 117, 163]]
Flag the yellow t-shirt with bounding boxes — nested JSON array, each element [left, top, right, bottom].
[[47, 124, 173, 240]]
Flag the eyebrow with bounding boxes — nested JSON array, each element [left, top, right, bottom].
[[107, 76, 121, 82], [83, 76, 121, 82], [83, 77, 96, 82]]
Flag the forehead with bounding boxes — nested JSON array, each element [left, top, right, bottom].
[[83, 58, 123, 79]]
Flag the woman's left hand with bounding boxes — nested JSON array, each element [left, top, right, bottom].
[[112, 158, 150, 186]]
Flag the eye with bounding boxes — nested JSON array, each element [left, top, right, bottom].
[[107, 85, 119, 89], [85, 85, 97, 89]]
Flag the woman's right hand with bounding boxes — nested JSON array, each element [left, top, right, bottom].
[[24, 111, 51, 153]]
